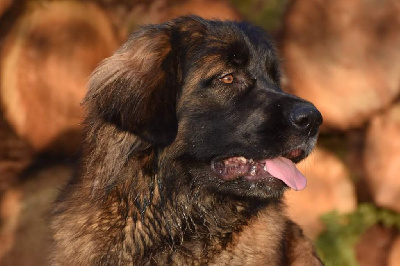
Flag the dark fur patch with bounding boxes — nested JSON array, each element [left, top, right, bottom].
[[51, 16, 323, 265]]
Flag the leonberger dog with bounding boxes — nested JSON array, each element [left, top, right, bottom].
[[51, 16, 323, 265]]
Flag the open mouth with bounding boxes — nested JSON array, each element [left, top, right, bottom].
[[211, 148, 307, 191]]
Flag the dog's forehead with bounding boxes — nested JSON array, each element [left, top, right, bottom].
[[175, 18, 276, 64], [230, 22, 275, 54], [172, 17, 281, 88], [210, 23, 275, 62]]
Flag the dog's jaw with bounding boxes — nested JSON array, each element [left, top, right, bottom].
[[211, 156, 307, 191], [208, 136, 319, 194]]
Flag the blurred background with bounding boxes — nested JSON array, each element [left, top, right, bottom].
[[0, 0, 400, 265]]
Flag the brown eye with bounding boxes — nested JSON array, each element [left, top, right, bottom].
[[220, 74, 234, 84]]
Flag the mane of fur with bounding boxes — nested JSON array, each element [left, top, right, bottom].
[[51, 16, 322, 265]]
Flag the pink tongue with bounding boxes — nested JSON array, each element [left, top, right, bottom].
[[265, 157, 307, 191]]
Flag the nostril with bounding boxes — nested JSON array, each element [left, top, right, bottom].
[[293, 112, 311, 128], [290, 104, 323, 132]]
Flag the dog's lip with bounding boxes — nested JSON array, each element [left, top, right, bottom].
[[212, 147, 306, 166], [282, 148, 306, 163], [210, 148, 308, 191]]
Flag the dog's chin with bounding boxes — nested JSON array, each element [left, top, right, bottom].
[[209, 174, 288, 200], [207, 143, 315, 200]]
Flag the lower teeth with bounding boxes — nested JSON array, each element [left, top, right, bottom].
[[211, 158, 268, 180]]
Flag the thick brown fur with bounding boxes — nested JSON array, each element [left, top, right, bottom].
[[51, 16, 323, 265]]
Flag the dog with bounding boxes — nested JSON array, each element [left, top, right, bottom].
[[51, 16, 323, 265]]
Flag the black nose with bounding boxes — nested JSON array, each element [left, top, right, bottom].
[[289, 103, 323, 135]]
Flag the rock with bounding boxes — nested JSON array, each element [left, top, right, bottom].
[[282, 0, 400, 130], [388, 235, 400, 266], [0, 1, 119, 154], [0, 114, 33, 190], [104, 0, 241, 39], [0, 163, 73, 266], [285, 147, 357, 239], [0, 188, 21, 262], [0, 0, 12, 17], [364, 102, 400, 212], [163, 0, 241, 21], [355, 225, 397, 266]]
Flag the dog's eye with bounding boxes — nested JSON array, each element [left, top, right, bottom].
[[219, 74, 234, 84]]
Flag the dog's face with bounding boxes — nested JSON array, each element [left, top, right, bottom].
[[86, 16, 322, 201]]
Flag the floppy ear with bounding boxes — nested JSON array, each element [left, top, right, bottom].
[[85, 25, 178, 146]]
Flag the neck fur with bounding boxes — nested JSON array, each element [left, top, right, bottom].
[[82, 121, 277, 262]]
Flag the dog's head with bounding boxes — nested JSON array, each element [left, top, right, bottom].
[[86, 16, 322, 200]]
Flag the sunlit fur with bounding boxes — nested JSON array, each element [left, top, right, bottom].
[[51, 16, 322, 265]]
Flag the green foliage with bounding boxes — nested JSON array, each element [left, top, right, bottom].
[[316, 203, 400, 266], [230, 0, 289, 31]]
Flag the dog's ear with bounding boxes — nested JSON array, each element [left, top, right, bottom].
[[85, 25, 179, 146]]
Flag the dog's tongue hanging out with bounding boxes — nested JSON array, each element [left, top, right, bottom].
[[212, 156, 307, 191], [264, 157, 306, 191]]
